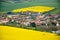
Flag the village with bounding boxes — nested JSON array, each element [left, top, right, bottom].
[[0, 11, 60, 33]]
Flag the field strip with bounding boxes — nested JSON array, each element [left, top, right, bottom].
[[12, 6, 55, 12]]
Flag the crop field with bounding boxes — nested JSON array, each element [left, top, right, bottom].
[[0, 26, 60, 40], [0, 0, 60, 13], [12, 6, 54, 12], [0, 0, 60, 40]]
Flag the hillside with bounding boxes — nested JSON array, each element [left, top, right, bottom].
[[0, 0, 60, 13]]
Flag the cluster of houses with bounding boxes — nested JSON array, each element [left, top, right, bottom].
[[0, 17, 9, 24], [0, 11, 60, 33]]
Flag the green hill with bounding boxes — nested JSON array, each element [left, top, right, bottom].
[[0, 0, 60, 13]]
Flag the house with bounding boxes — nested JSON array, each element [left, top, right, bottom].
[[0, 17, 9, 24]]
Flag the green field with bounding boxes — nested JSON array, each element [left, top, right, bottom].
[[0, 0, 60, 13]]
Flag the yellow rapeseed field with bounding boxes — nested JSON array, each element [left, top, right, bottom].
[[12, 6, 55, 12], [0, 26, 60, 40]]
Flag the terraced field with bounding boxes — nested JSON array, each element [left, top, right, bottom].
[[0, 26, 60, 40]]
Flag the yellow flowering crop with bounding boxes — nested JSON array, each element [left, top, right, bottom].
[[12, 6, 55, 12], [0, 26, 60, 40]]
